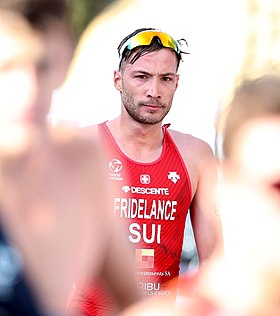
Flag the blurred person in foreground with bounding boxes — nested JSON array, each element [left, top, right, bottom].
[[0, 1, 141, 315], [120, 74, 280, 315], [74, 27, 223, 314]]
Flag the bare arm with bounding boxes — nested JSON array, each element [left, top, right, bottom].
[[168, 130, 223, 265], [189, 140, 223, 265]]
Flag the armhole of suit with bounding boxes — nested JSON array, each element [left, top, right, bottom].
[[164, 128, 193, 202]]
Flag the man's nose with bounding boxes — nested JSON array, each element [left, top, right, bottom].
[[147, 78, 161, 98]]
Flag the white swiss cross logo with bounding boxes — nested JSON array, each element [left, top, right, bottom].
[[168, 171, 180, 184], [140, 174, 150, 184]]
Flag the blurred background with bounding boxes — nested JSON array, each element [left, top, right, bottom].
[[50, 0, 280, 273]]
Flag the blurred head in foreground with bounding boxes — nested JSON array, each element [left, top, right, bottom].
[[216, 74, 280, 315], [0, 0, 73, 155], [0, 4, 140, 316]]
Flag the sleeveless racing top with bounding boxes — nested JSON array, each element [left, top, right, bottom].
[[100, 121, 192, 296], [71, 122, 193, 315]]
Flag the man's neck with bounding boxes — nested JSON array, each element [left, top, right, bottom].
[[106, 117, 164, 163]]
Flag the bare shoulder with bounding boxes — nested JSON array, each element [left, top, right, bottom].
[[168, 129, 214, 161], [168, 129, 216, 195]]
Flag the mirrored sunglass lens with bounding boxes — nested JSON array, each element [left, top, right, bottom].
[[128, 32, 179, 52]]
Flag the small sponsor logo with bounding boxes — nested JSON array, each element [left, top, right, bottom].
[[135, 249, 154, 269], [140, 174, 150, 184], [139, 282, 160, 291], [109, 159, 123, 181], [121, 186, 169, 195], [109, 159, 122, 173], [122, 185, 130, 193], [168, 171, 180, 184]]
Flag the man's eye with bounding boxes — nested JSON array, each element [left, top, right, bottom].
[[136, 75, 147, 79], [162, 77, 172, 82]]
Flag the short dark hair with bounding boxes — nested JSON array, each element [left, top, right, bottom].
[[117, 27, 182, 70]]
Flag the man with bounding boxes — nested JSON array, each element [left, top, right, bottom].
[[0, 2, 141, 315], [77, 27, 223, 313]]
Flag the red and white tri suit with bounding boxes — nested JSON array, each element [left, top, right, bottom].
[[70, 122, 193, 315], [99, 121, 192, 296]]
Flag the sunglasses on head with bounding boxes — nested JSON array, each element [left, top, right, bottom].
[[118, 29, 187, 59]]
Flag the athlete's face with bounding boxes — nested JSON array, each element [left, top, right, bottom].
[[114, 48, 179, 125]]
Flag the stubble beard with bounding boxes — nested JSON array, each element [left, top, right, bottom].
[[122, 93, 171, 125]]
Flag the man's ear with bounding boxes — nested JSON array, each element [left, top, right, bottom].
[[114, 70, 122, 92]]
